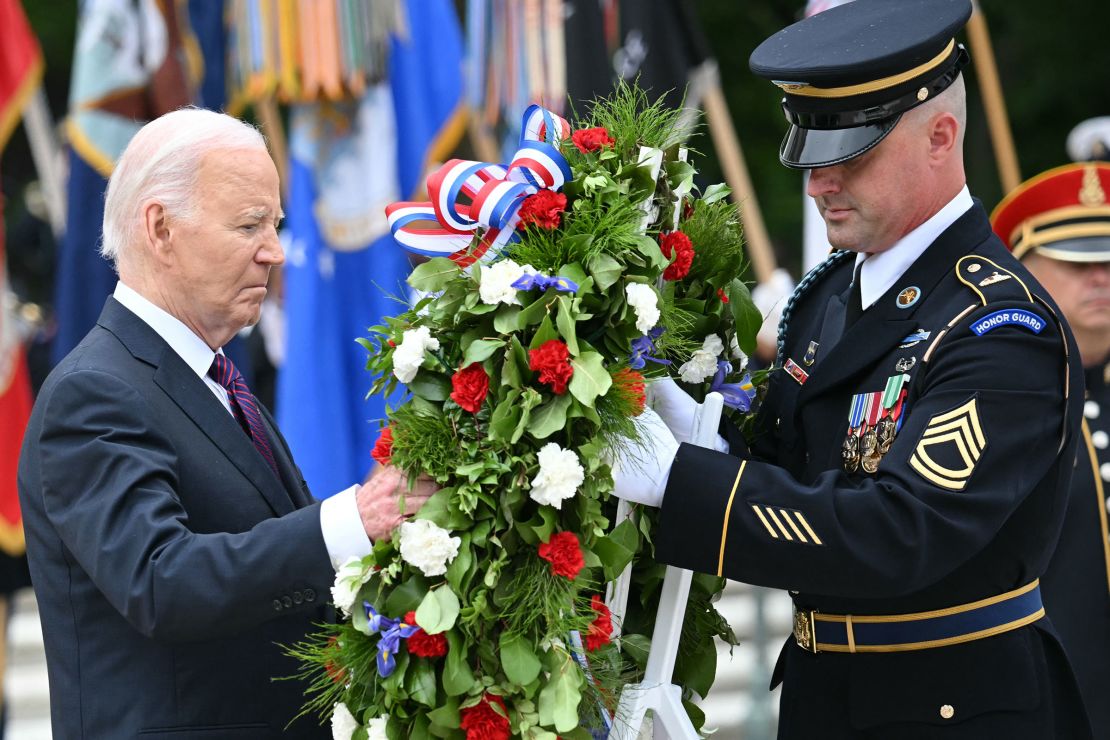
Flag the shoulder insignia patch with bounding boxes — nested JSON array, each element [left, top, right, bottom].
[[969, 309, 1046, 336], [956, 256, 1032, 306], [909, 398, 987, 491]]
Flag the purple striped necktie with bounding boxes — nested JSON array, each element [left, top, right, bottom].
[[208, 354, 280, 478]]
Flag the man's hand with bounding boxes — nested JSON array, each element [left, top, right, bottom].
[[610, 407, 679, 507], [356, 466, 438, 542]]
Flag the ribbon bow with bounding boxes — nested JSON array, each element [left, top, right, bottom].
[[386, 105, 572, 267], [363, 602, 420, 677], [711, 360, 757, 412]]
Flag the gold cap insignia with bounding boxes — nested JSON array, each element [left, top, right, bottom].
[[1080, 164, 1106, 207]]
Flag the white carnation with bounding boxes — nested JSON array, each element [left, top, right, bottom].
[[366, 716, 389, 740], [331, 702, 359, 740], [529, 442, 585, 508], [625, 283, 660, 334], [398, 519, 461, 577], [330, 556, 371, 618], [479, 259, 529, 305], [393, 326, 440, 383], [678, 334, 724, 383]]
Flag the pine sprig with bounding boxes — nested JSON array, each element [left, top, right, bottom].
[[580, 80, 688, 152]]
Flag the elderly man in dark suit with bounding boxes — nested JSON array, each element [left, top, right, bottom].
[[17, 108, 433, 738]]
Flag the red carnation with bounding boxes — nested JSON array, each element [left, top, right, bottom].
[[659, 231, 695, 281], [518, 190, 567, 230], [682, 199, 695, 222], [613, 368, 646, 416], [538, 531, 585, 580], [586, 594, 613, 651], [460, 694, 511, 740], [717, 288, 729, 304], [371, 426, 393, 466], [451, 363, 490, 413], [572, 126, 615, 153], [529, 339, 574, 395], [408, 628, 448, 658]]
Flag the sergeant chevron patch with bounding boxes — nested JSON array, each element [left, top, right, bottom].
[[909, 398, 987, 491]]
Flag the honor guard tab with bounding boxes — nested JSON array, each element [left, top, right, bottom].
[[749, 0, 972, 169]]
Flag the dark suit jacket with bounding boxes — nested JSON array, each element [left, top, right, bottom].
[[18, 298, 335, 739], [657, 204, 1091, 738]]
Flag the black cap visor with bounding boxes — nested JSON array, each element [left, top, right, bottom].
[[779, 115, 900, 170]]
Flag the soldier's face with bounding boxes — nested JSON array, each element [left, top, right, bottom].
[[806, 117, 938, 253], [162, 148, 284, 349], [1025, 254, 1110, 339]]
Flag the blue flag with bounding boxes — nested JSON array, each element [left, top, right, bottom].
[[277, 0, 465, 497]]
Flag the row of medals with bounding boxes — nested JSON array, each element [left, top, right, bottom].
[[842, 364, 914, 474]]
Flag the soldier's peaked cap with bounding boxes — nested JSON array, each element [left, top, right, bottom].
[[750, 0, 972, 169]]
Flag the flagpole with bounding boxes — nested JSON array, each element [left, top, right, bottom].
[[966, 2, 1020, 193], [697, 62, 777, 284], [255, 97, 290, 198], [21, 88, 66, 236]]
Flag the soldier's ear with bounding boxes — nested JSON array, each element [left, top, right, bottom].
[[927, 112, 960, 163]]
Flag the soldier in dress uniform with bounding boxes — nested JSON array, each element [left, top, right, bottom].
[[613, 0, 1092, 737], [992, 161, 1110, 739]]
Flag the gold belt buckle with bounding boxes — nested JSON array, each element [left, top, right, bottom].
[[793, 606, 818, 653]]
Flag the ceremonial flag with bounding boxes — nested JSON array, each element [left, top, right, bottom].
[[277, 0, 466, 497], [0, 0, 40, 557], [51, 0, 200, 364]]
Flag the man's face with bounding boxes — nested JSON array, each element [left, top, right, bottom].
[[805, 117, 936, 253], [1025, 253, 1110, 338], [165, 148, 283, 348]]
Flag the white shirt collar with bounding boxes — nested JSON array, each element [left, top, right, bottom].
[[855, 185, 973, 310], [113, 281, 219, 380]]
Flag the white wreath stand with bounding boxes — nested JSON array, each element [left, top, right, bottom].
[[606, 392, 724, 739]]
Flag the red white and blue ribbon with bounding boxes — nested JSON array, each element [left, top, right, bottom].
[[386, 105, 572, 267]]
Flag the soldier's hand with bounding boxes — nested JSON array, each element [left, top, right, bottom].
[[610, 407, 679, 507], [356, 466, 438, 542]]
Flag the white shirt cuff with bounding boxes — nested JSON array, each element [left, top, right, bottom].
[[319, 485, 372, 570]]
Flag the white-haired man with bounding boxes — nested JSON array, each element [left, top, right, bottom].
[[18, 108, 433, 738]]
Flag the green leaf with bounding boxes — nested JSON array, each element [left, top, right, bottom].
[[416, 491, 471, 531], [633, 234, 669, 270], [500, 632, 543, 686], [555, 296, 579, 356], [538, 654, 583, 733], [408, 257, 461, 292], [494, 305, 523, 334], [529, 315, 558, 350], [556, 262, 589, 288], [568, 352, 612, 406], [674, 630, 718, 699], [592, 518, 640, 581], [701, 182, 732, 204], [518, 292, 552, 326], [490, 394, 523, 442], [527, 392, 572, 439], [587, 254, 623, 291], [620, 633, 652, 670], [729, 278, 763, 356], [462, 339, 504, 366], [383, 574, 431, 616], [406, 657, 438, 707], [665, 160, 696, 191], [443, 631, 476, 696], [446, 534, 473, 594], [409, 371, 451, 402], [426, 699, 460, 732], [415, 586, 460, 635]]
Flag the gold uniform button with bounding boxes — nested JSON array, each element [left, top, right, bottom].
[[940, 704, 955, 720]]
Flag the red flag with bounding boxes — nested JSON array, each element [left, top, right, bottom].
[[0, 0, 43, 153], [0, 0, 39, 556]]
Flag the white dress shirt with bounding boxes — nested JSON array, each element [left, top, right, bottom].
[[114, 281, 370, 568], [854, 185, 973, 310]]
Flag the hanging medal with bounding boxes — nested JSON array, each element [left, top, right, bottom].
[[877, 374, 910, 455], [861, 392, 884, 473], [843, 393, 866, 473]]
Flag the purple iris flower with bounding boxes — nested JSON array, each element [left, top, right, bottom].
[[364, 602, 420, 677], [711, 360, 756, 412], [629, 327, 670, 370], [511, 273, 579, 293]]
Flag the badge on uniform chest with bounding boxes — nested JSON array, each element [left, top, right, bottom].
[[843, 373, 910, 473]]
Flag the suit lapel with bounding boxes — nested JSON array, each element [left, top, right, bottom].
[[98, 298, 296, 517]]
